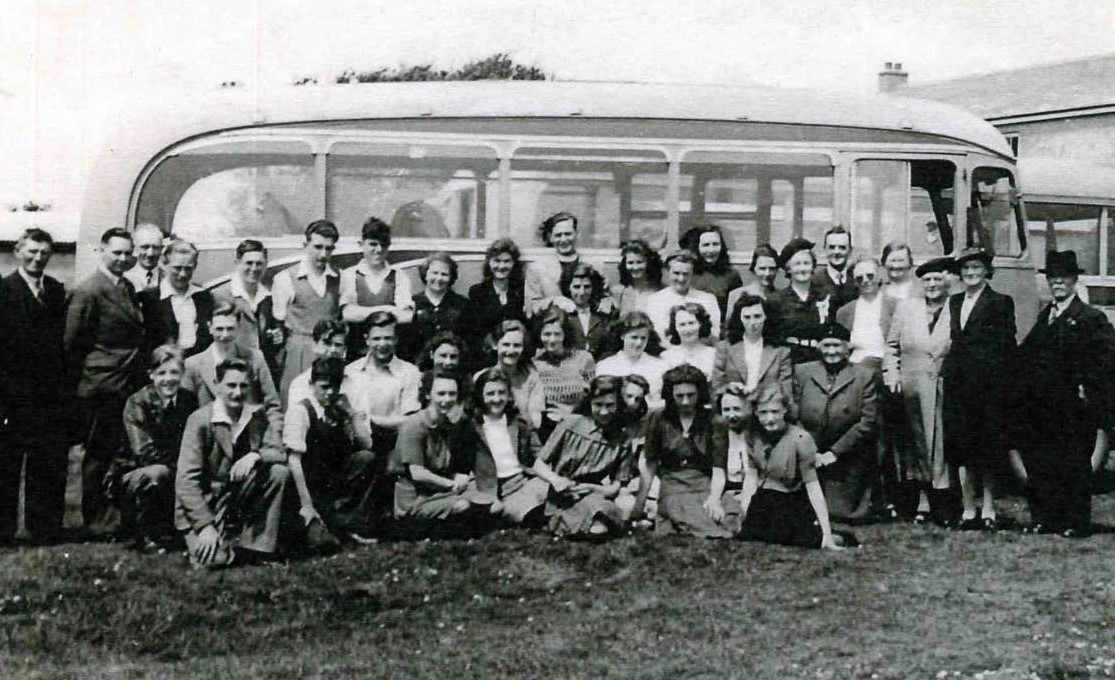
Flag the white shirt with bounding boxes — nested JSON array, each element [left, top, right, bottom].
[[342, 355, 421, 420], [576, 309, 592, 336], [661, 344, 716, 382], [742, 337, 764, 392], [1048, 294, 1077, 324], [849, 294, 886, 364], [18, 267, 43, 299], [287, 369, 313, 411], [339, 260, 414, 312], [826, 264, 846, 287], [160, 278, 203, 350], [726, 428, 748, 483], [482, 414, 521, 478], [596, 352, 668, 408], [645, 287, 721, 344], [230, 274, 271, 313], [272, 260, 340, 321], [886, 279, 915, 301], [959, 284, 986, 329], [283, 395, 326, 453], [210, 400, 261, 445], [124, 265, 160, 291]]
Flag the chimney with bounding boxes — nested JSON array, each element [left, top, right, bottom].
[[877, 61, 908, 93]]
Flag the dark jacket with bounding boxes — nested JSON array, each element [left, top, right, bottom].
[[138, 286, 216, 358], [0, 270, 69, 443], [470, 415, 542, 500], [64, 269, 146, 399], [122, 384, 200, 468], [812, 267, 858, 314]]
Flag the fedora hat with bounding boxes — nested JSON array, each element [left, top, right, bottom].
[[1039, 250, 1086, 277], [954, 246, 993, 268], [915, 257, 956, 278]]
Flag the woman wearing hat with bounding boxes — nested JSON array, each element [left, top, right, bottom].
[[885, 257, 955, 524], [793, 322, 879, 521], [768, 238, 831, 365], [941, 246, 1016, 530]]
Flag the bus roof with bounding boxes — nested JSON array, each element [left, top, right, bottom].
[[1019, 157, 1115, 202]]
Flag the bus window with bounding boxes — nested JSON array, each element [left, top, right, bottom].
[[327, 142, 498, 240], [970, 167, 1024, 256], [851, 159, 955, 259], [679, 151, 833, 252], [508, 147, 669, 248], [136, 140, 318, 240], [1025, 202, 1103, 274]]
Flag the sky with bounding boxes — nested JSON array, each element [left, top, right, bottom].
[[2, 0, 1114, 236]]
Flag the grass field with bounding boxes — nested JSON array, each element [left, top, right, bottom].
[[3, 488, 1115, 680]]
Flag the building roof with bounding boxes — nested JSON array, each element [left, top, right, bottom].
[[903, 53, 1115, 121], [1019, 157, 1115, 203]]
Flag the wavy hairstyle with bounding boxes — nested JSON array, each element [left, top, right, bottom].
[[559, 262, 607, 310], [416, 330, 465, 372], [725, 292, 769, 344], [599, 310, 664, 359], [471, 366, 521, 423], [666, 302, 713, 345], [482, 238, 525, 283], [489, 319, 534, 370], [618, 239, 663, 287], [418, 369, 465, 408], [680, 224, 732, 274], [661, 364, 711, 423]]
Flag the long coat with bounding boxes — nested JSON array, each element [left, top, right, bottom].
[[884, 297, 951, 487], [64, 269, 146, 400], [0, 271, 69, 444], [794, 360, 878, 520], [941, 286, 1016, 469]]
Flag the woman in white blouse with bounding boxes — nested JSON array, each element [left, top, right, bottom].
[[660, 302, 716, 381], [595, 311, 668, 409]]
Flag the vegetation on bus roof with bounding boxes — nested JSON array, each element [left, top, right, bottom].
[[293, 52, 550, 85]]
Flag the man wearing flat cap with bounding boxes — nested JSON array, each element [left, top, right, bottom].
[[1009, 250, 1115, 537], [941, 246, 1016, 530], [884, 256, 956, 524], [768, 238, 832, 365], [793, 322, 879, 521]]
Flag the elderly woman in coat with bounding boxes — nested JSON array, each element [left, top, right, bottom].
[[884, 257, 954, 524], [793, 322, 879, 521]]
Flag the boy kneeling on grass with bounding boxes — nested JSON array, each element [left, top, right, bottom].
[[175, 358, 290, 568], [119, 344, 199, 551], [284, 356, 377, 553]]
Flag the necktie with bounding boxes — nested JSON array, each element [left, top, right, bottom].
[[145, 269, 154, 288], [1048, 305, 1059, 325]]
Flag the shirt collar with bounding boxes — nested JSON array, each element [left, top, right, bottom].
[[827, 264, 845, 282], [159, 277, 202, 300], [295, 260, 338, 280], [210, 399, 262, 425], [356, 259, 392, 279], [230, 274, 271, 302], [18, 267, 43, 291], [1054, 294, 1077, 313], [360, 354, 401, 375]]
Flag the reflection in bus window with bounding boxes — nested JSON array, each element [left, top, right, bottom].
[[851, 159, 955, 259], [679, 152, 834, 252], [327, 143, 498, 240], [136, 141, 318, 240], [508, 147, 669, 249], [970, 167, 1024, 256], [1025, 202, 1104, 274]]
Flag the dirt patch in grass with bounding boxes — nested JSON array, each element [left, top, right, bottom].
[[3, 496, 1115, 679]]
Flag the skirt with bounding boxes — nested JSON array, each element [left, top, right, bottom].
[[545, 487, 625, 537], [738, 489, 822, 548], [655, 468, 741, 538], [496, 474, 549, 524]]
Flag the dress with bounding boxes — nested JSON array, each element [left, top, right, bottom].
[[401, 289, 469, 362], [691, 269, 743, 318], [661, 344, 717, 382], [471, 415, 548, 523], [394, 410, 476, 520], [767, 284, 831, 364], [613, 284, 660, 316], [738, 425, 823, 548], [645, 411, 740, 538], [884, 298, 951, 489], [536, 415, 636, 536], [463, 280, 527, 368]]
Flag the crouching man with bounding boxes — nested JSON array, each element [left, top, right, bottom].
[[175, 358, 289, 568], [285, 357, 377, 552]]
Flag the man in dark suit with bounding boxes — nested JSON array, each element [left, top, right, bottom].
[[812, 225, 858, 316], [65, 227, 147, 536], [0, 228, 70, 545], [942, 246, 1016, 530], [137, 239, 215, 358], [1010, 250, 1115, 537]]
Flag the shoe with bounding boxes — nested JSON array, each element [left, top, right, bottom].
[[981, 517, 999, 532], [1061, 528, 1087, 539], [306, 519, 341, 554], [912, 512, 930, 526], [957, 517, 982, 531]]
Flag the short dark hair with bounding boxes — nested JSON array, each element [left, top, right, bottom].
[[417, 331, 464, 371], [539, 211, 578, 246], [573, 375, 626, 420], [666, 302, 712, 344], [725, 293, 768, 344], [715, 382, 750, 413], [366, 310, 398, 329], [101, 227, 132, 245], [534, 307, 578, 354], [749, 244, 779, 273], [482, 238, 525, 282], [419, 369, 464, 408], [489, 319, 532, 369], [304, 220, 339, 242], [618, 239, 663, 287], [149, 344, 185, 371], [680, 224, 731, 274], [419, 251, 458, 287], [559, 263, 606, 310], [312, 319, 348, 343], [661, 364, 711, 419], [310, 357, 346, 389], [602, 311, 664, 358], [215, 357, 251, 382], [822, 225, 851, 246], [361, 216, 392, 246], [17, 227, 53, 248], [471, 366, 520, 422], [210, 301, 240, 322], [235, 239, 267, 260]]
